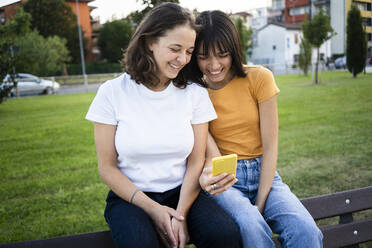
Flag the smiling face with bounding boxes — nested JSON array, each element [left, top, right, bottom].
[[149, 24, 196, 87], [196, 44, 234, 89]]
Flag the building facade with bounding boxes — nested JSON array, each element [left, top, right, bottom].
[[285, 0, 310, 23], [330, 0, 372, 55]]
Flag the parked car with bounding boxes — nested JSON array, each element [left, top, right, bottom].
[[334, 56, 347, 69], [2, 73, 60, 96]]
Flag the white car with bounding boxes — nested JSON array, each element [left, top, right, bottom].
[[2, 73, 60, 96]]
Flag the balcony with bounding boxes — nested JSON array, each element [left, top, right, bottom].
[[361, 10, 372, 18], [313, 0, 329, 6]]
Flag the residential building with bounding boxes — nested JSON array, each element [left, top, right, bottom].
[[269, 0, 285, 22], [250, 22, 330, 73], [331, 0, 372, 55], [285, 0, 310, 23], [0, 0, 26, 24]]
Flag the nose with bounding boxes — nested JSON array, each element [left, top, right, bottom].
[[177, 51, 188, 65], [209, 56, 220, 70]]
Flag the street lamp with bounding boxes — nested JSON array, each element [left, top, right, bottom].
[[75, 0, 88, 92]]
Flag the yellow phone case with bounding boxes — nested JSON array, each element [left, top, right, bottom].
[[212, 154, 238, 177]]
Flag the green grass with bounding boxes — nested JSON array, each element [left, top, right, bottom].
[[1, 71, 371, 245]]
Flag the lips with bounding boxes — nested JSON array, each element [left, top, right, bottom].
[[169, 63, 181, 70]]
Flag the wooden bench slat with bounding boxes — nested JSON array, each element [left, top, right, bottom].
[[300, 186, 372, 220], [0, 231, 114, 248], [321, 217, 372, 248]]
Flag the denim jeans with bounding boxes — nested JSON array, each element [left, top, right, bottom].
[[213, 157, 323, 248], [104, 185, 242, 248]]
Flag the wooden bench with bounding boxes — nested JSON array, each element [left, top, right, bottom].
[[1, 186, 371, 248]]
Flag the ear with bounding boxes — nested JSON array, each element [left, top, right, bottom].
[[147, 39, 155, 52]]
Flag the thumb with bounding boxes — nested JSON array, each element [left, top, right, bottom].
[[167, 207, 184, 221]]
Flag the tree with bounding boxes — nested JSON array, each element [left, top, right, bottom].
[[302, 10, 334, 84], [298, 37, 312, 76], [98, 19, 134, 63], [234, 17, 253, 64], [0, 7, 31, 103], [127, 0, 179, 25], [346, 4, 367, 78], [23, 0, 86, 63], [14, 30, 71, 76]]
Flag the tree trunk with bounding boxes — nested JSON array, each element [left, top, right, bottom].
[[315, 48, 320, 84]]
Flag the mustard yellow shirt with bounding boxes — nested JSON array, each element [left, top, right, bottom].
[[208, 65, 280, 160]]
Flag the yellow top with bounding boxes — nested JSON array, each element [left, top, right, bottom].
[[208, 65, 280, 160]]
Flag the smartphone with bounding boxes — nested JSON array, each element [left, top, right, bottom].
[[212, 154, 238, 177]]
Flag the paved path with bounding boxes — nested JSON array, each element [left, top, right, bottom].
[[57, 83, 101, 95]]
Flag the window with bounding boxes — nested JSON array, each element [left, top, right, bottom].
[[295, 33, 298, 44], [289, 6, 309, 16], [294, 54, 299, 62]]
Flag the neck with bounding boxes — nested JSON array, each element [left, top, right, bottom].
[[147, 80, 171, 92]]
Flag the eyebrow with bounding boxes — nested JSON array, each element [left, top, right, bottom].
[[169, 44, 195, 49]]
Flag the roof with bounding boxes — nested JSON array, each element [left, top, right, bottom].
[[0, 0, 21, 8], [258, 21, 302, 31], [65, 0, 94, 2]]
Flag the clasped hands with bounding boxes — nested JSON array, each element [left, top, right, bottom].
[[149, 204, 189, 248]]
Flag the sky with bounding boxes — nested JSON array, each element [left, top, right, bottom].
[[90, 0, 272, 23]]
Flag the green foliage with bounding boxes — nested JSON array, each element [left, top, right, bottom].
[[0, 7, 32, 103], [233, 17, 253, 64], [127, 0, 179, 25], [302, 10, 334, 48], [302, 10, 335, 84], [23, 0, 87, 63], [298, 37, 312, 76], [346, 4, 367, 78], [98, 19, 134, 63], [13, 30, 70, 76], [64, 62, 123, 75]]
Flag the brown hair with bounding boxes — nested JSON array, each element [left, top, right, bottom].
[[184, 10, 247, 86], [122, 2, 197, 89]]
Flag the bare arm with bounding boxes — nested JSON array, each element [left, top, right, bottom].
[[94, 122, 182, 248], [170, 123, 209, 247], [255, 95, 278, 213]]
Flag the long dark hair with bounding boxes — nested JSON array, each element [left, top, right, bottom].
[[122, 2, 197, 89], [185, 10, 246, 86]]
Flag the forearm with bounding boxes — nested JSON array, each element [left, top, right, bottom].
[[98, 164, 159, 215], [176, 160, 203, 216], [177, 123, 208, 216], [204, 132, 221, 168], [256, 146, 277, 212], [256, 95, 278, 213]]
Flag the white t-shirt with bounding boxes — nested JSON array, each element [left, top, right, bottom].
[[86, 73, 217, 192]]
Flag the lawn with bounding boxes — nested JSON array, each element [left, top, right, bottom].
[[0, 71, 371, 245]]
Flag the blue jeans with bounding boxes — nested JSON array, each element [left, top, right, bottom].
[[104, 186, 242, 248], [213, 157, 323, 248]]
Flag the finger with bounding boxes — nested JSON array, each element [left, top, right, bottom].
[[167, 207, 184, 221], [210, 172, 231, 184], [218, 174, 236, 187], [214, 178, 238, 196], [179, 233, 186, 248], [202, 173, 229, 192], [157, 227, 171, 248], [164, 222, 177, 248], [202, 167, 212, 176]]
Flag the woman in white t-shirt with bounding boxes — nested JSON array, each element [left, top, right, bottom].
[[86, 3, 242, 248]]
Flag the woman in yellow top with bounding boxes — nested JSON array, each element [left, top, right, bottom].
[[185, 10, 323, 248]]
